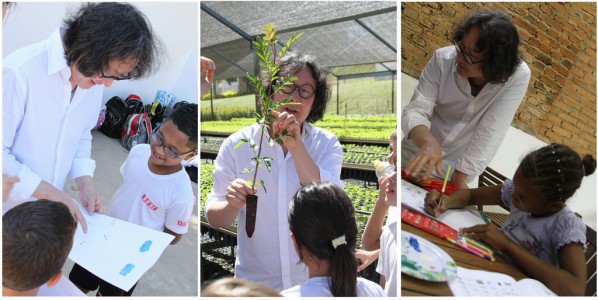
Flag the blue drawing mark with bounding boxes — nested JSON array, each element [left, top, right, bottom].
[[409, 237, 421, 252], [120, 264, 135, 276], [140, 240, 152, 252]]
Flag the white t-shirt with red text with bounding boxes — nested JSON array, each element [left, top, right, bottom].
[[105, 144, 195, 234]]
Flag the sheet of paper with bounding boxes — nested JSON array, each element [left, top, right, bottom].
[[438, 209, 487, 231], [401, 179, 434, 218], [401, 179, 487, 230], [448, 266, 556, 296], [68, 203, 174, 291]]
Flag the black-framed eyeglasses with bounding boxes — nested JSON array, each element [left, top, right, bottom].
[[280, 83, 315, 99], [100, 69, 133, 81], [151, 132, 195, 159], [454, 41, 487, 65]]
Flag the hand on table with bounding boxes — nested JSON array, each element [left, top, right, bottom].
[[460, 223, 511, 251], [405, 136, 442, 180]]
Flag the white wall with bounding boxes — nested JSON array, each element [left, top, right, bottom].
[[401, 73, 598, 230], [2, 2, 198, 105]]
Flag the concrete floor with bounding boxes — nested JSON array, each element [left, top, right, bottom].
[[62, 130, 198, 296], [401, 73, 597, 230]]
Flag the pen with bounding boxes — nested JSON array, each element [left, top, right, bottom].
[[437, 165, 451, 209]]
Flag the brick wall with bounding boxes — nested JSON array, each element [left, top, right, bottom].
[[402, 2, 597, 156]]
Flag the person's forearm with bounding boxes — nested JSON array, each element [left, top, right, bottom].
[[32, 180, 67, 202], [206, 201, 241, 229], [74, 175, 93, 189], [502, 242, 585, 296], [408, 125, 434, 146], [361, 190, 389, 250], [289, 142, 320, 185]]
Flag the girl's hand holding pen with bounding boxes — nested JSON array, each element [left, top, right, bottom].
[[424, 189, 449, 217]]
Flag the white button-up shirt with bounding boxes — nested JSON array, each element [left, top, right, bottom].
[[3, 28, 102, 212], [402, 46, 531, 178], [205, 123, 344, 291]]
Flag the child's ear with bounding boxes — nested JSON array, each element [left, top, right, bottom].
[[46, 271, 62, 288]]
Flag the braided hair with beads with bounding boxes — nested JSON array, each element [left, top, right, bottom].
[[519, 143, 596, 203]]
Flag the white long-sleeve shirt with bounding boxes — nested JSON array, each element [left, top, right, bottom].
[[205, 123, 344, 291], [2, 28, 102, 212], [402, 46, 531, 178]]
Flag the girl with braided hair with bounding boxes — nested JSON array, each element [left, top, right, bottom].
[[281, 182, 385, 297], [424, 143, 596, 295]]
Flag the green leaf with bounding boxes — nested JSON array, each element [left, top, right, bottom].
[[255, 180, 267, 193], [241, 168, 253, 174], [234, 139, 248, 149], [275, 137, 284, 145], [281, 129, 288, 136]]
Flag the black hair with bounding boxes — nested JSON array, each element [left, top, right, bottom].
[[520, 143, 596, 202], [452, 11, 521, 83], [3, 200, 76, 291], [288, 182, 358, 297], [264, 51, 330, 123], [165, 103, 198, 150], [63, 2, 162, 79]]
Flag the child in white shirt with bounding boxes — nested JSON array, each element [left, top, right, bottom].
[[281, 182, 385, 297], [68, 103, 198, 296]]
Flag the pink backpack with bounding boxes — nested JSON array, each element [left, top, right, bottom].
[[120, 113, 153, 150]]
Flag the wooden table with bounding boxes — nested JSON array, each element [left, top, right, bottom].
[[401, 222, 528, 296]]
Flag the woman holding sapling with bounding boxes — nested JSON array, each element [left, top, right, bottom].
[[204, 50, 344, 290]]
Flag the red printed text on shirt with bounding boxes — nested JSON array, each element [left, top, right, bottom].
[[177, 220, 189, 226], [141, 194, 158, 211]]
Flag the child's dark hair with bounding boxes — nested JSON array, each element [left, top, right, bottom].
[[520, 143, 596, 202], [165, 103, 198, 150], [288, 182, 358, 297], [3, 200, 76, 291], [264, 51, 330, 123], [452, 11, 521, 83]]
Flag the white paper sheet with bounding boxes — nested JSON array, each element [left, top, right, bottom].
[[448, 266, 556, 296], [68, 203, 174, 291], [400, 179, 487, 230]]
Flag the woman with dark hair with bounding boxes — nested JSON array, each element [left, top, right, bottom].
[[205, 51, 344, 291], [402, 11, 531, 188], [281, 182, 385, 297], [3, 2, 162, 231]]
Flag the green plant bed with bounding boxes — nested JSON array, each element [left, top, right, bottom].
[[201, 137, 388, 166], [201, 115, 396, 141]]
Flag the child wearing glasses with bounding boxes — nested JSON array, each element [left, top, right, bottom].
[[204, 51, 344, 291], [401, 11, 531, 189], [68, 103, 198, 296]]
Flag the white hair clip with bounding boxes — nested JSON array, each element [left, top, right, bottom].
[[331, 235, 346, 249]]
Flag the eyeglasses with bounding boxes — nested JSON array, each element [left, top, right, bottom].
[[454, 41, 487, 65], [280, 83, 315, 99], [151, 132, 195, 159], [100, 69, 133, 81]]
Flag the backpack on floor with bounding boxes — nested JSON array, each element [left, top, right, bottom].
[[99, 96, 127, 138], [120, 113, 153, 150], [124, 94, 144, 117]]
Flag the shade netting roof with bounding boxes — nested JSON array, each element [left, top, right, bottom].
[[200, 1, 397, 81]]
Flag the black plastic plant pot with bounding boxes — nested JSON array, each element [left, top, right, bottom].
[[246, 194, 258, 238]]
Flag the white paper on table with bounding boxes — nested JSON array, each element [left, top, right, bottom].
[[448, 266, 556, 296], [68, 202, 174, 291], [401, 179, 486, 230]]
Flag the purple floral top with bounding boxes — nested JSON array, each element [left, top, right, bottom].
[[501, 179, 587, 266]]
